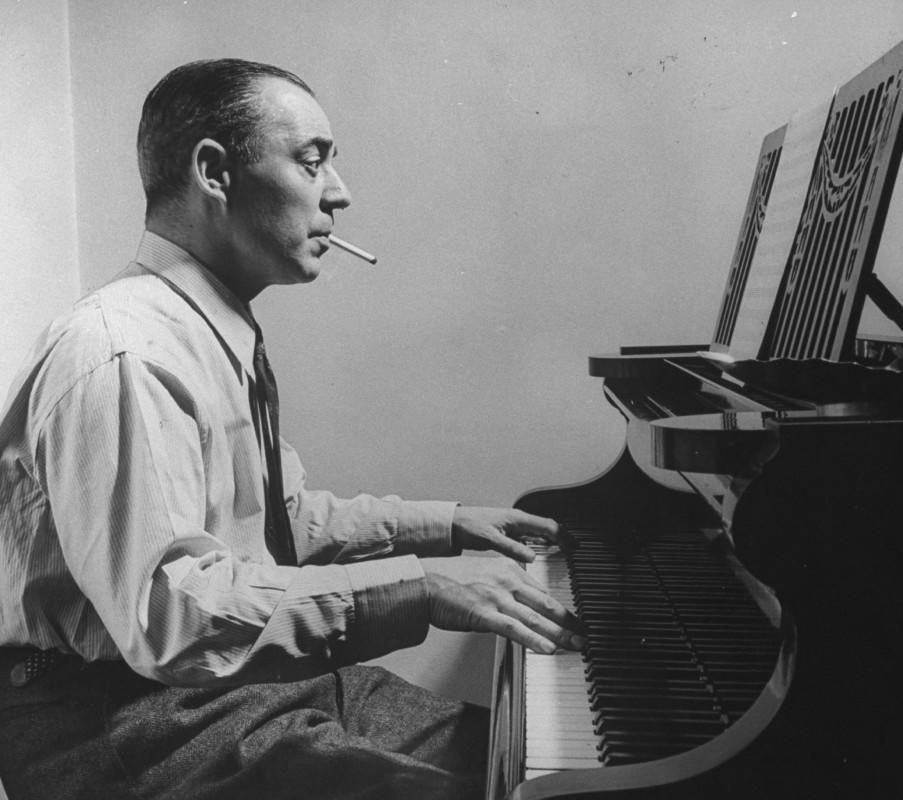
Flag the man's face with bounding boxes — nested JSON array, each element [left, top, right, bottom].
[[225, 78, 351, 294]]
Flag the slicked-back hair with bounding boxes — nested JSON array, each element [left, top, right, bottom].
[[137, 58, 314, 210]]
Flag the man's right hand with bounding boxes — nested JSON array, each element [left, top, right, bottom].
[[424, 558, 585, 654]]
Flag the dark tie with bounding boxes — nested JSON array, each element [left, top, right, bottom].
[[253, 324, 298, 566]]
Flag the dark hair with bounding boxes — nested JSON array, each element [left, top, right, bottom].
[[137, 58, 313, 209]]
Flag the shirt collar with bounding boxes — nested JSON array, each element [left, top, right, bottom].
[[132, 230, 257, 376]]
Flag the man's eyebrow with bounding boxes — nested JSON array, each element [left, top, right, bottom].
[[299, 136, 336, 157]]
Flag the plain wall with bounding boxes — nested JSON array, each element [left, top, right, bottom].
[[8, 1, 903, 709], [0, 0, 80, 401]]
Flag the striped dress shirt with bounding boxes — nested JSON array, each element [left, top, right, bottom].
[[0, 231, 457, 686]]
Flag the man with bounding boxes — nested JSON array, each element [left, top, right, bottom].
[[0, 59, 583, 799]]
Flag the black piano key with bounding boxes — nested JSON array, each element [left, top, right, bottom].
[[590, 692, 721, 713]]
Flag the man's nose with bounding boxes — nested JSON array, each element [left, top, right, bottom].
[[323, 165, 352, 210]]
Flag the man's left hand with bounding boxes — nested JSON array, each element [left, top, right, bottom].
[[451, 506, 565, 563]]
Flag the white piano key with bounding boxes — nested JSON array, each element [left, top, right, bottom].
[[526, 695, 591, 706], [525, 755, 603, 770], [526, 739, 599, 759], [525, 768, 559, 780]]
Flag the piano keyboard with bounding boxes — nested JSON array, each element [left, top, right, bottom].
[[524, 552, 599, 777], [523, 527, 780, 779]]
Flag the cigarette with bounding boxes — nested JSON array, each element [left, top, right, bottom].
[[328, 234, 378, 265]]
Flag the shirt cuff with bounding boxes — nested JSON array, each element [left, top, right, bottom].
[[393, 500, 458, 557], [346, 555, 430, 660]]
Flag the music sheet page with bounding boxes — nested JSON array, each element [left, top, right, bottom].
[[726, 97, 833, 361]]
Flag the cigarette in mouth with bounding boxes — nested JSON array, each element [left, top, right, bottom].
[[328, 234, 378, 265]]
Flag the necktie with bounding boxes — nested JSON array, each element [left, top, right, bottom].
[[253, 324, 298, 566]]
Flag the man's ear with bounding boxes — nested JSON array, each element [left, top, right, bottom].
[[191, 138, 231, 202]]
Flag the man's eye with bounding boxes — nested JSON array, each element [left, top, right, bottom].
[[301, 159, 323, 174]]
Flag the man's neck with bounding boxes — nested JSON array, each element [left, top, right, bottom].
[[145, 213, 260, 303]]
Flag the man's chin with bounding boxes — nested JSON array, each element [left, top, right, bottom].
[[298, 265, 321, 284], [285, 258, 321, 285]]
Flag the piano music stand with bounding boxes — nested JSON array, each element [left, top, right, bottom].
[[761, 40, 903, 361]]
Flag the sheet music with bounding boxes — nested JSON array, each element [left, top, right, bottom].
[[725, 97, 833, 361]]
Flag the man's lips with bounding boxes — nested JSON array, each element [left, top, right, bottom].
[[310, 232, 332, 250]]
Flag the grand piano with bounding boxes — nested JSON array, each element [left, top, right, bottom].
[[487, 41, 903, 799]]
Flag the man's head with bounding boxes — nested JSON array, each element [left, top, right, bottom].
[[138, 59, 313, 210], [138, 58, 352, 299]]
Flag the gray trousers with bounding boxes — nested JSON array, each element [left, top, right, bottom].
[[0, 648, 488, 800]]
